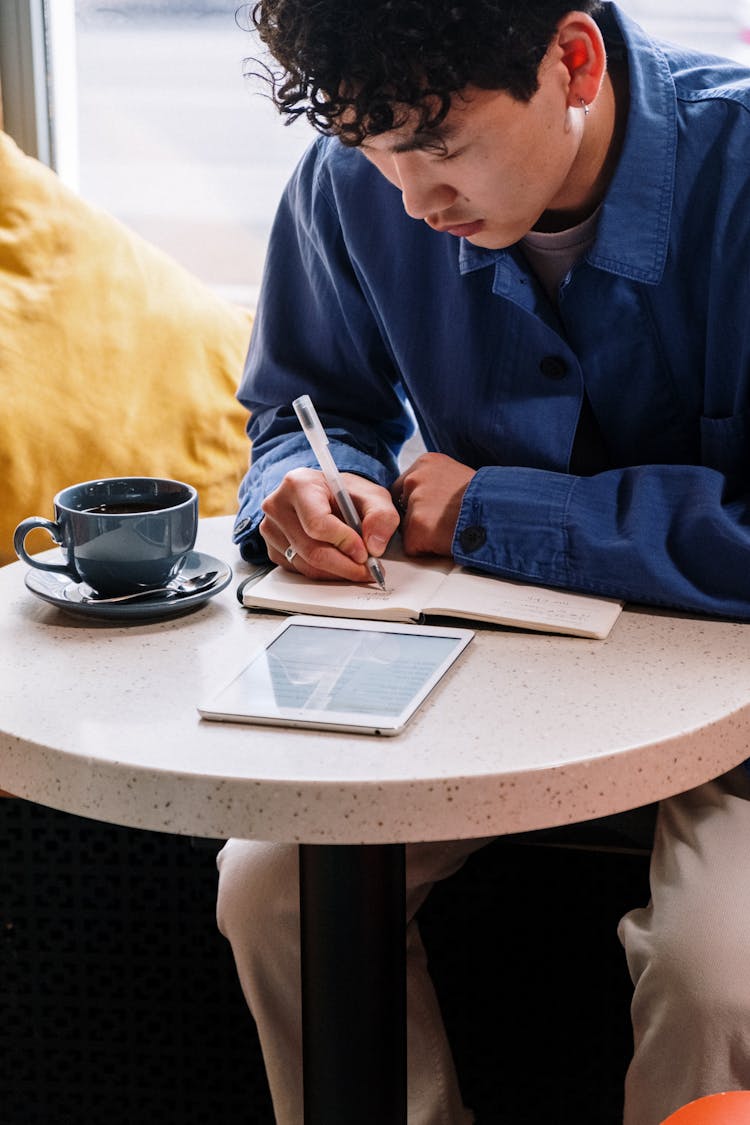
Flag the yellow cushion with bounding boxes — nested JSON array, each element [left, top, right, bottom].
[[0, 130, 253, 565]]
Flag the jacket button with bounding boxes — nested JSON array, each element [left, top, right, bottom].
[[459, 525, 487, 553], [235, 517, 252, 534], [539, 354, 568, 379]]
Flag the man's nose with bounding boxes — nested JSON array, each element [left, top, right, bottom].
[[391, 155, 457, 220]]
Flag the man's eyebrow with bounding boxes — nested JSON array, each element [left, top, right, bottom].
[[391, 125, 457, 154], [361, 122, 458, 155], [395, 123, 461, 153]]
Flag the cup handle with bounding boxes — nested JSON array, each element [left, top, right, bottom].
[[13, 517, 75, 577]]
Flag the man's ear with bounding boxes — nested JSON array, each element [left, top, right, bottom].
[[556, 12, 607, 108]]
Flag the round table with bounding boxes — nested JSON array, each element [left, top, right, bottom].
[[2, 517, 749, 843]]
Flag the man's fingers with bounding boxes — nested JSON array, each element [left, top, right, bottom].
[[260, 468, 397, 581], [296, 507, 368, 562], [263, 469, 365, 559], [261, 515, 371, 580], [340, 473, 400, 556]]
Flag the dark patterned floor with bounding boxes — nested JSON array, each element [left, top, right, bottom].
[[0, 798, 650, 1124], [419, 837, 651, 1124]]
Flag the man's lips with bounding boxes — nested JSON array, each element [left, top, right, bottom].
[[429, 219, 485, 238]]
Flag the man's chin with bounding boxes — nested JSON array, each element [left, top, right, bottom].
[[462, 226, 520, 250]]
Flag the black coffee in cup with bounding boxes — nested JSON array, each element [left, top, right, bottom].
[[83, 500, 177, 515], [14, 477, 199, 596]]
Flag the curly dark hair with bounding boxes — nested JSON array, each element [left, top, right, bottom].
[[248, 0, 603, 145]]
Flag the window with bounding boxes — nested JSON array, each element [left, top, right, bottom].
[[68, 2, 311, 306], [0, 0, 52, 167], [619, 0, 750, 52]]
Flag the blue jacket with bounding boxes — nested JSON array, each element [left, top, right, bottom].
[[234, 2, 750, 619]]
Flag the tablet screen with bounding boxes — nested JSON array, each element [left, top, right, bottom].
[[199, 616, 473, 734]]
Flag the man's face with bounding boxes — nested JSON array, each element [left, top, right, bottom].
[[357, 54, 591, 248]]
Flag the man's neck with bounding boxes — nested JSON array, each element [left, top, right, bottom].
[[534, 57, 629, 234]]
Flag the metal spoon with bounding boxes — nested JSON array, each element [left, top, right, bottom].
[[79, 570, 219, 604]]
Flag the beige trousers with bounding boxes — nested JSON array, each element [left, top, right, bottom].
[[217, 768, 750, 1125], [619, 766, 750, 1124]]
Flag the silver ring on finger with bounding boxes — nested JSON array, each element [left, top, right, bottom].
[[284, 545, 298, 565]]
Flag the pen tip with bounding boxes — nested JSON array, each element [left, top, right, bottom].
[[368, 557, 387, 591]]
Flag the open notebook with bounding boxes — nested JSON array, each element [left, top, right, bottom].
[[241, 550, 623, 640]]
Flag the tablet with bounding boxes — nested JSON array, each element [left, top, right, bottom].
[[198, 615, 474, 735]]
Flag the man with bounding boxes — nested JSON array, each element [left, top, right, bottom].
[[217, 3, 750, 1122]]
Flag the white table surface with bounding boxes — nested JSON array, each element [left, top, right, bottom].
[[2, 516, 750, 844]]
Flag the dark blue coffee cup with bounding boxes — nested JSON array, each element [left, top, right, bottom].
[[13, 477, 198, 596]]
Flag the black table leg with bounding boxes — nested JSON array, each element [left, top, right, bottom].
[[299, 842, 407, 1125]]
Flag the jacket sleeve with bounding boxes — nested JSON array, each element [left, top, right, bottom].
[[233, 140, 414, 562], [454, 461, 750, 619]]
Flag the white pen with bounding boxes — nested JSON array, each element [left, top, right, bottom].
[[292, 394, 387, 591]]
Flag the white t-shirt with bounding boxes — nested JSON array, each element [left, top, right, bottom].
[[520, 207, 601, 304]]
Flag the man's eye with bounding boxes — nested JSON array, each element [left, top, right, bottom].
[[433, 146, 464, 162]]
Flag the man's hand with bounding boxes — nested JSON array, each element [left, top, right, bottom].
[[260, 468, 400, 581], [391, 453, 476, 557]]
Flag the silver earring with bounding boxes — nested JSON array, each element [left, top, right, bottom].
[[579, 97, 590, 117]]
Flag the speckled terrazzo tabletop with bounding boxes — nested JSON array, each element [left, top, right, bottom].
[[2, 517, 750, 844]]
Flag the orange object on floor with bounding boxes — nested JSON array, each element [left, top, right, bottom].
[[662, 1092, 750, 1123]]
